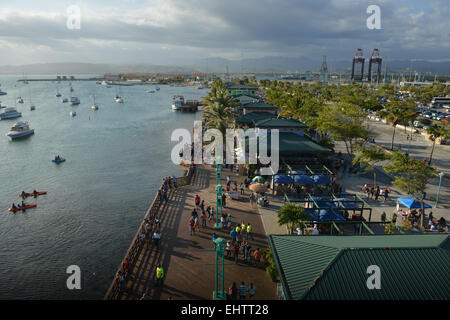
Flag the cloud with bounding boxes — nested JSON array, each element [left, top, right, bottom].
[[0, 0, 448, 65]]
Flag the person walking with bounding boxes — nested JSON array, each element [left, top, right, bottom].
[[381, 211, 386, 223], [253, 248, 261, 267], [222, 193, 227, 207], [248, 283, 255, 299], [233, 242, 239, 264], [194, 215, 200, 232], [240, 183, 244, 195], [249, 193, 255, 207], [226, 240, 232, 258], [201, 210, 207, 228], [239, 282, 247, 299], [189, 218, 195, 236], [156, 265, 164, 287], [227, 175, 231, 186], [228, 282, 238, 300], [384, 188, 390, 201], [230, 228, 237, 243], [153, 230, 161, 249], [246, 223, 254, 240], [195, 194, 201, 208]]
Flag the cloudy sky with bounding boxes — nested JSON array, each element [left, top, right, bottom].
[[0, 0, 449, 66]]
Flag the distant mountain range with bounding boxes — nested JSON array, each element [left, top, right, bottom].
[[1, 58, 449, 75]]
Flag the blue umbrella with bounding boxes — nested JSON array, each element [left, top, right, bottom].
[[293, 175, 315, 185], [397, 197, 432, 209], [273, 174, 294, 184], [312, 174, 331, 184]]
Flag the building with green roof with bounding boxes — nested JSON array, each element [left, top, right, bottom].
[[239, 102, 279, 115], [268, 234, 450, 300], [236, 112, 275, 127], [255, 118, 308, 131], [233, 94, 261, 106], [225, 82, 258, 96]]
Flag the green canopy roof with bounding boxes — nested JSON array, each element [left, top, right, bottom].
[[234, 94, 260, 106], [239, 102, 278, 110], [236, 112, 275, 125], [257, 132, 330, 155], [255, 118, 307, 129], [268, 234, 450, 300], [225, 82, 258, 90]]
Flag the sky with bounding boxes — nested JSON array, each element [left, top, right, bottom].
[[0, 0, 449, 66]]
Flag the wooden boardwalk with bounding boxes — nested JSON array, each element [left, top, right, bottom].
[[112, 165, 277, 300]]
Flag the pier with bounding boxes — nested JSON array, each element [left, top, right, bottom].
[[105, 164, 277, 300]]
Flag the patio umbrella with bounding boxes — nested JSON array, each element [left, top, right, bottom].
[[249, 182, 267, 194], [293, 175, 315, 185], [312, 174, 331, 185], [273, 174, 294, 184], [252, 176, 265, 183]]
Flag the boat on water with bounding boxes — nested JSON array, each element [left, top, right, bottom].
[[0, 90, 7, 96], [197, 84, 208, 89], [114, 95, 124, 103], [56, 93, 62, 97], [52, 155, 66, 163], [147, 89, 156, 93], [61, 98, 68, 103], [19, 191, 47, 199], [9, 203, 37, 212], [171, 95, 184, 110], [91, 94, 99, 110], [17, 96, 24, 104], [6, 121, 34, 139], [0, 107, 22, 120], [70, 96, 80, 105], [70, 111, 76, 117], [30, 105, 36, 111], [156, 86, 160, 91]]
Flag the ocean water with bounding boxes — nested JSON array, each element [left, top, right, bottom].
[[0, 75, 204, 299]]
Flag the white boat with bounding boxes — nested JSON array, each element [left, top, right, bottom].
[[171, 95, 184, 110], [61, 98, 68, 103], [0, 107, 22, 120], [147, 89, 156, 93], [6, 121, 34, 139], [114, 95, 123, 103], [17, 96, 24, 104], [101, 81, 108, 86], [70, 111, 76, 117], [91, 94, 99, 110], [70, 96, 80, 105]]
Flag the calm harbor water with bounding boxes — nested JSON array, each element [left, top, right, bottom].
[[0, 75, 204, 299]]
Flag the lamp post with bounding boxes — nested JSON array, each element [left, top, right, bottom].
[[434, 172, 444, 208]]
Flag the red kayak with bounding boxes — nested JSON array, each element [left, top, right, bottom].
[[9, 204, 37, 212], [19, 191, 47, 199]]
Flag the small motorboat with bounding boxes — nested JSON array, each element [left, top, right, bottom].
[[61, 98, 68, 103], [70, 96, 80, 105], [70, 111, 76, 117], [30, 105, 36, 111], [17, 96, 24, 103], [0, 107, 22, 120], [92, 105, 99, 110], [52, 156, 66, 163], [6, 121, 34, 139], [56, 93, 62, 97], [9, 203, 37, 212]]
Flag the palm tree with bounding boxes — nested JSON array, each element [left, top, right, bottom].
[[379, 101, 416, 150], [427, 123, 450, 165], [277, 203, 310, 234], [202, 78, 237, 136]]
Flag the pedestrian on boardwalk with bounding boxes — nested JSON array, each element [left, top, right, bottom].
[[210, 207, 215, 222], [206, 205, 211, 220], [119, 271, 126, 292], [381, 211, 386, 223], [248, 283, 255, 299], [122, 259, 130, 273], [375, 186, 380, 201], [201, 211, 207, 228], [253, 248, 261, 267], [228, 282, 238, 300], [222, 193, 227, 207], [227, 176, 231, 186], [239, 282, 247, 299], [226, 240, 232, 257], [158, 189, 163, 204], [163, 187, 168, 202], [246, 223, 254, 240], [194, 216, 200, 232], [241, 241, 247, 261], [384, 188, 390, 201], [230, 228, 237, 243], [236, 231, 242, 246], [221, 214, 226, 229], [249, 193, 255, 207], [233, 243, 239, 264], [212, 233, 218, 248], [240, 183, 244, 195], [189, 218, 195, 235], [156, 265, 164, 287], [236, 164, 240, 175], [226, 214, 232, 230], [153, 230, 161, 249], [195, 194, 201, 207], [140, 232, 146, 246], [226, 184, 230, 192], [200, 200, 205, 212]]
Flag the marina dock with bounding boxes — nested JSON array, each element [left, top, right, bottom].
[[104, 164, 277, 300]]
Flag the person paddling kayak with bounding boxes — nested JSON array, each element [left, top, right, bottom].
[[33, 190, 38, 197], [21, 191, 27, 198]]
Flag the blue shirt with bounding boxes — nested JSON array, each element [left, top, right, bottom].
[[230, 229, 236, 239]]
